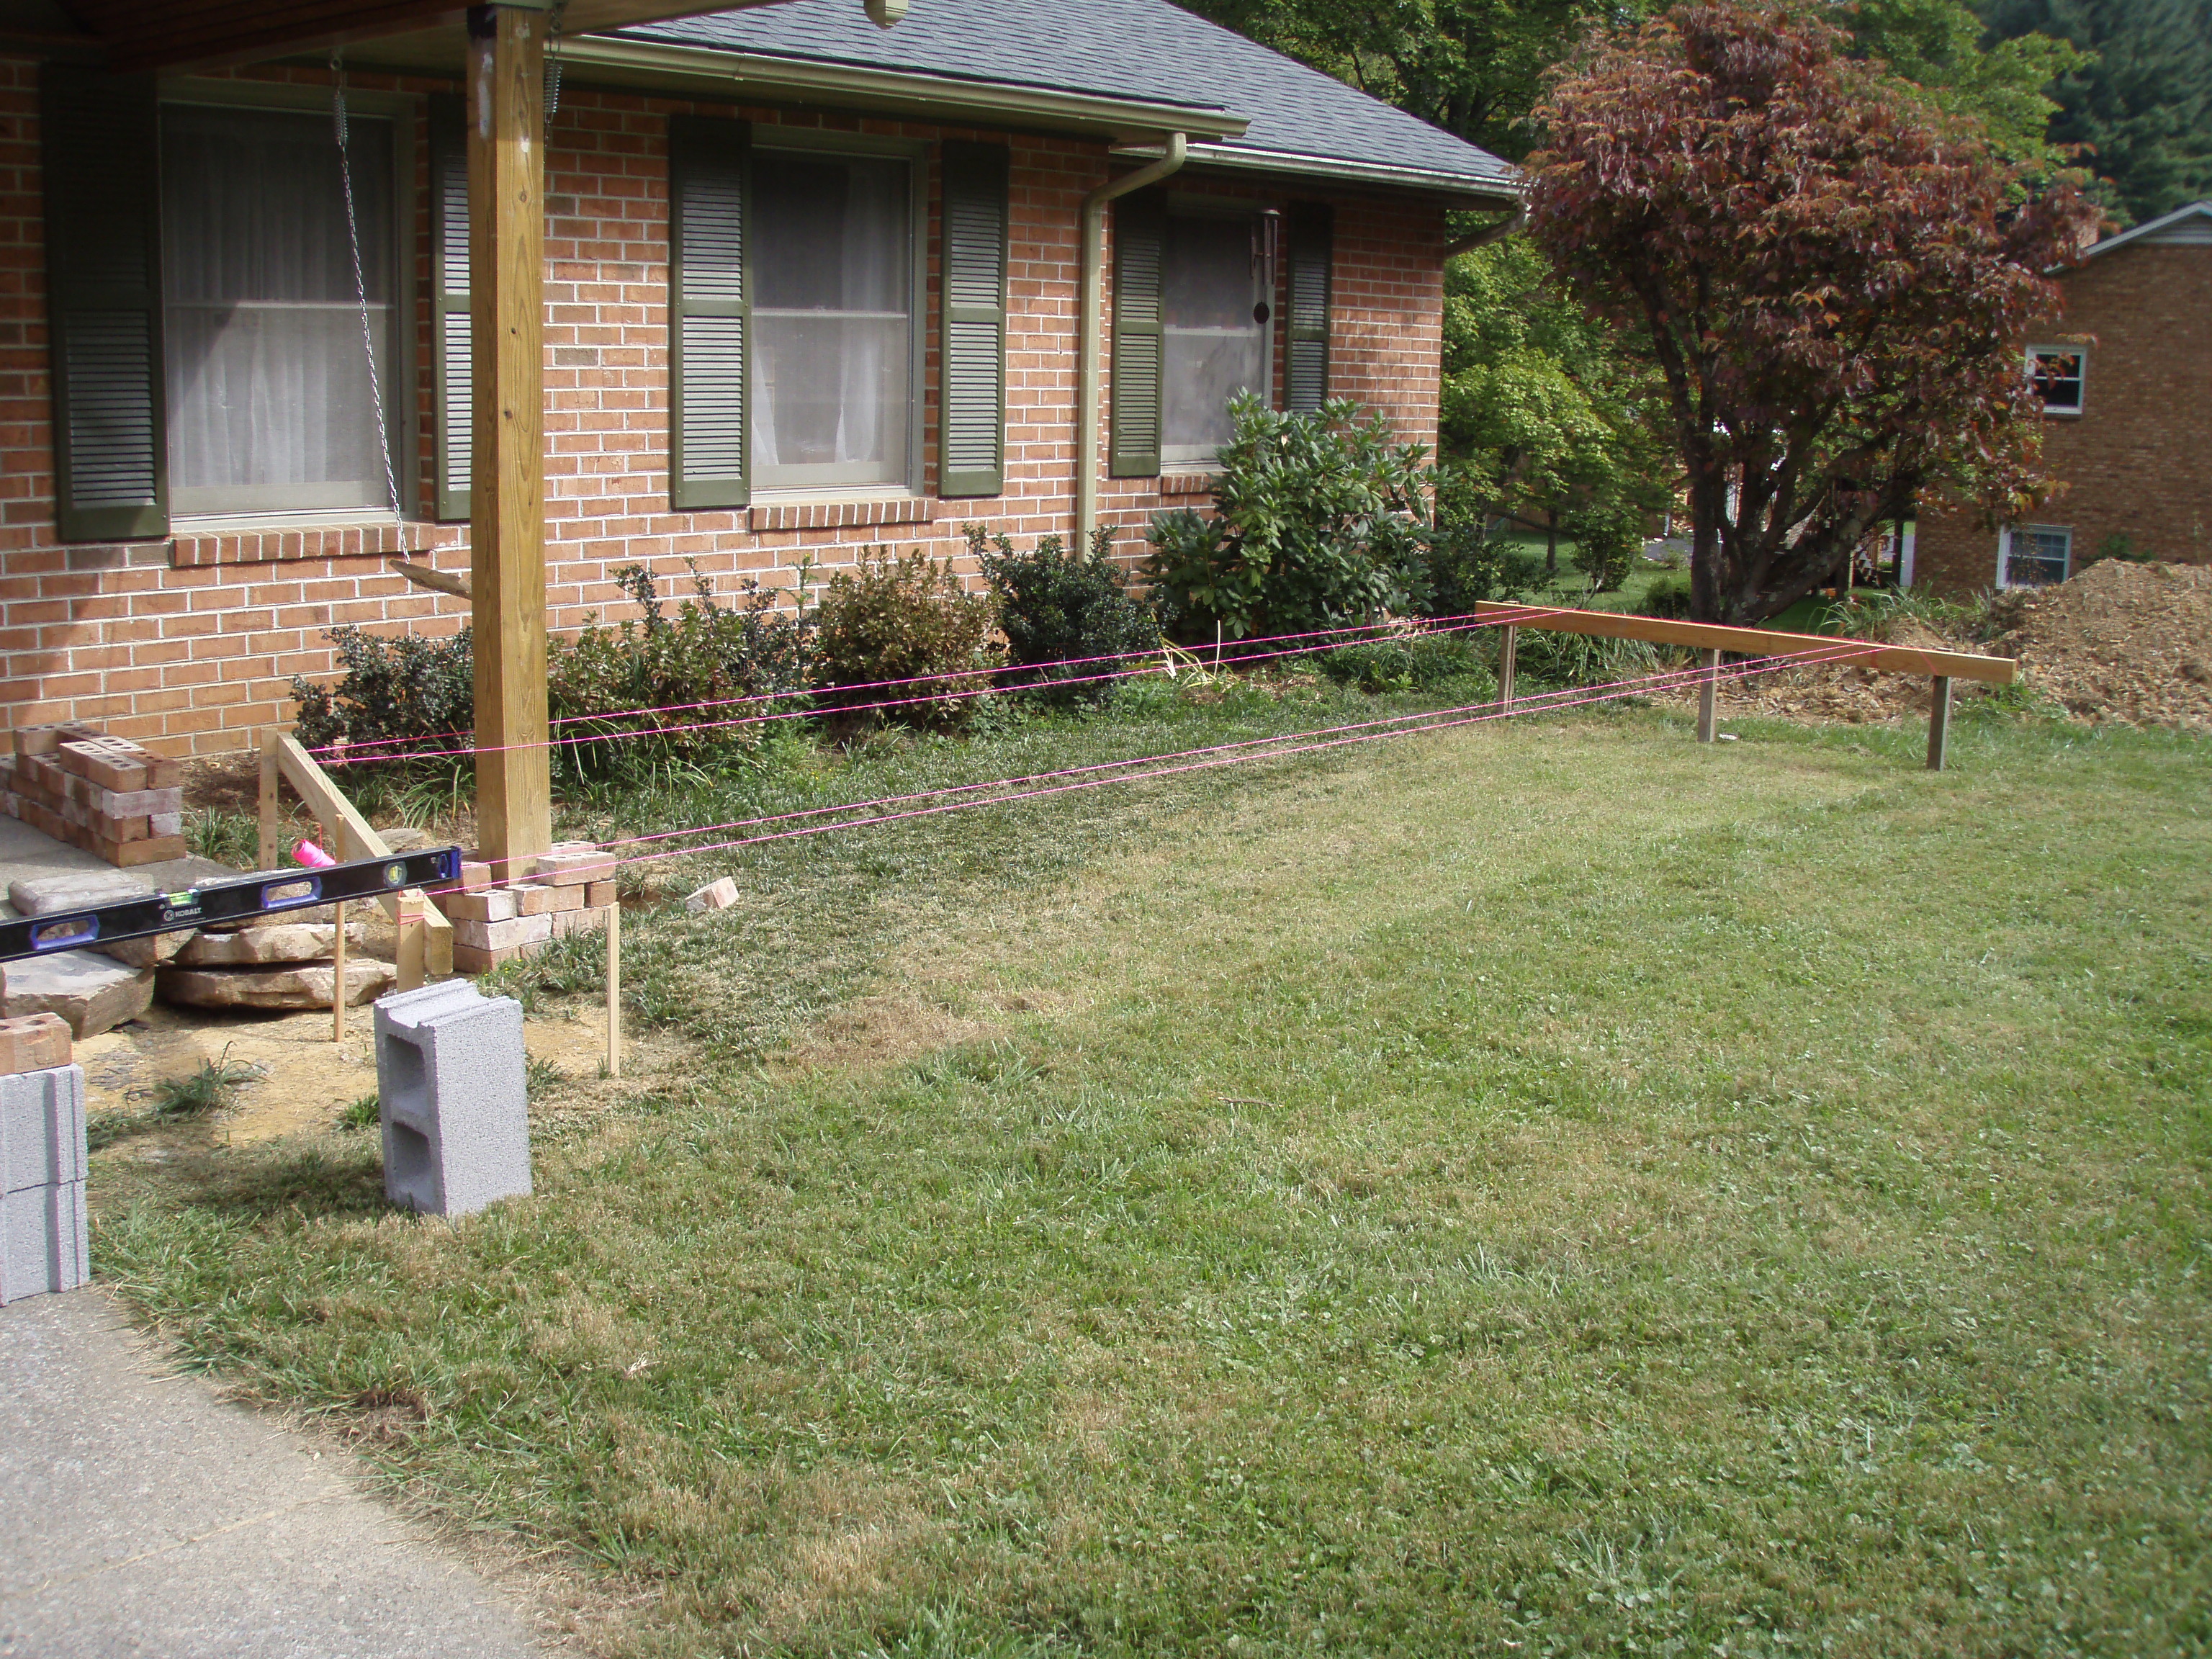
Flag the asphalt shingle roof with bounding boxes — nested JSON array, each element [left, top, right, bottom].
[[616, 0, 1517, 194]]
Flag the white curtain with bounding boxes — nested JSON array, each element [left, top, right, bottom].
[[162, 104, 395, 516], [1163, 213, 1267, 465], [751, 153, 909, 488]]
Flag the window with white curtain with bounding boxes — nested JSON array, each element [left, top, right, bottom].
[[161, 102, 399, 518], [1163, 210, 1269, 467], [750, 150, 913, 491]]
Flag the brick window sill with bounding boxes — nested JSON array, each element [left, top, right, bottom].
[[169, 521, 463, 569], [1159, 473, 1220, 498], [748, 497, 936, 533]]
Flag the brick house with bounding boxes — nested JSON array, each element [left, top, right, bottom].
[[1912, 199, 2212, 593], [2, 0, 1519, 757]]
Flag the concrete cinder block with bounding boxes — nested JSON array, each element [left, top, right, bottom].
[[1, 1064, 86, 1192], [372, 981, 531, 1218], [1, 1179, 89, 1304]]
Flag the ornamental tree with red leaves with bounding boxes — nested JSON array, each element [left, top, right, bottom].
[[1525, 2, 2099, 624]]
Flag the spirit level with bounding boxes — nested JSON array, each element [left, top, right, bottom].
[[0, 848, 462, 963]]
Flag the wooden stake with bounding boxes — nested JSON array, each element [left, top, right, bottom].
[[257, 729, 281, 871], [1498, 624, 1517, 710], [1696, 647, 1719, 742], [331, 897, 348, 1043], [1927, 675, 1953, 771], [468, 4, 552, 878], [605, 900, 621, 1079]]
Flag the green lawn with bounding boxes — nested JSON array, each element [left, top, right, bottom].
[[96, 691, 2211, 1657]]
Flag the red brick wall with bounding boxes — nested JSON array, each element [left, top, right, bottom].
[[0, 58, 1452, 754], [1915, 240, 2212, 593]]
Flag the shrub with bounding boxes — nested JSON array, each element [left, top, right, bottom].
[[547, 561, 811, 779], [972, 524, 1160, 703], [1562, 499, 1642, 593], [1316, 630, 1497, 696], [1142, 394, 1431, 642], [1421, 468, 1546, 617], [290, 623, 474, 755], [1639, 575, 1694, 620], [809, 549, 1001, 729]]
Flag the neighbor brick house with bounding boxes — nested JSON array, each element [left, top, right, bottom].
[[1, 0, 1518, 754], [1912, 199, 2212, 593]]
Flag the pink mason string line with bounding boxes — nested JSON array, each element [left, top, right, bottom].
[[464, 636, 1883, 883], [311, 605, 1579, 765]]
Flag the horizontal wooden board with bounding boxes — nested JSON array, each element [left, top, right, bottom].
[[1471, 602, 2017, 685]]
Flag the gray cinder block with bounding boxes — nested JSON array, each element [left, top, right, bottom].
[[372, 981, 531, 1218], [2, 1064, 86, 1195], [1, 1180, 89, 1303]]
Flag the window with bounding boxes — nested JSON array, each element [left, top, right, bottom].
[[161, 103, 402, 518], [2001, 523, 2071, 587], [749, 149, 914, 491], [2028, 346, 2085, 415], [1161, 210, 1272, 467]]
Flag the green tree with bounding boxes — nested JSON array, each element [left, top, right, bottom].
[[1846, 0, 2085, 166], [1978, 0, 2212, 222]]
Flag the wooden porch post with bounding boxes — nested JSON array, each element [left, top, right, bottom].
[[468, 3, 552, 876]]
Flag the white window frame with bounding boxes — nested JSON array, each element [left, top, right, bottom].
[[1160, 193, 1276, 471], [158, 80, 418, 527], [1998, 523, 2072, 588], [2027, 343, 2087, 416], [748, 129, 927, 500]]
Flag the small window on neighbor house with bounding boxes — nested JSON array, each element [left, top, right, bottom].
[[2002, 524, 2072, 587], [2029, 346, 2085, 415], [1161, 211, 1272, 467]]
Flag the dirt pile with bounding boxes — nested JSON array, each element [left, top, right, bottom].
[[1989, 559, 2212, 731]]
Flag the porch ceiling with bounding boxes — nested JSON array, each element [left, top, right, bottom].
[[9, 0, 782, 73]]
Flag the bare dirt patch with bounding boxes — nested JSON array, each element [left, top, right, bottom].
[[1987, 558, 2212, 731]]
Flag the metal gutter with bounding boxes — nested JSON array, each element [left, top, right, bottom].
[[562, 35, 1247, 140], [1132, 140, 1522, 205]]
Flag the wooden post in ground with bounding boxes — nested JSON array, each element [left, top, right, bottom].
[[1498, 625, 1516, 710], [257, 731, 282, 871], [1927, 675, 1953, 771], [468, 3, 552, 881], [331, 898, 348, 1042], [605, 900, 621, 1079], [1696, 647, 1719, 742]]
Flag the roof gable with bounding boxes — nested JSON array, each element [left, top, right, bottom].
[[2082, 199, 2212, 259], [616, 0, 1516, 197]]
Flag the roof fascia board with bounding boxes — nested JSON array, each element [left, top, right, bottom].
[[1138, 140, 1521, 207], [2075, 199, 2212, 262], [563, 35, 1247, 142]]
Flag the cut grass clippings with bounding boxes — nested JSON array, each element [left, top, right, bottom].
[[90, 688, 2212, 1658]]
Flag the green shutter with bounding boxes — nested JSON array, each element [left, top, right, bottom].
[[428, 94, 471, 521], [1109, 192, 1164, 479], [668, 114, 751, 511], [1286, 203, 1333, 413], [42, 66, 166, 543], [938, 140, 1007, 499]]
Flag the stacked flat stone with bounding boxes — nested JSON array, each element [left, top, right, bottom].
[[0, 1015, 89, 1304], [445, 842, 617, 974], [0, 723, 185, 868], [156, 917, 394, 1011]]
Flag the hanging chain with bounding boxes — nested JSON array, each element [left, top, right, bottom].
[[333, 50, 405, 529], [544, 0, 570, 120]]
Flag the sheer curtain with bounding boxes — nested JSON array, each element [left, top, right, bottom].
[[752, 153, 910, 490], [162, 104, 397, 516], [1163, 212, 1267, 467]]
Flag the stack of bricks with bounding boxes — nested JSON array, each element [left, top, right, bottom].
[[0, 1012, 89, 1305], [0, 724, 186, 868], [443, 842, 618, 975]]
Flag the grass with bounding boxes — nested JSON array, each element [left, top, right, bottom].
[[148, 1048, 264, 1120], [89, 688, 2211, 1657]]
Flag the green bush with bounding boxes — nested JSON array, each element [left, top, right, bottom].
[[1561, 500, 1642, 593], [1639, 575, 1694, 621], [972, 524, 1160, 703], [1142, 394, 1431, 642], [1316, 631, 1497, 696], [809, 549, 1002, 729], [1421, 468, 1546, 617], [547, 562, 811, 779], [290, 623, 474, 755]]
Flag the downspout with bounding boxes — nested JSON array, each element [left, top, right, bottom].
[[1076, 133, 1187, 547], [1443, 203, 1525, 258]]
